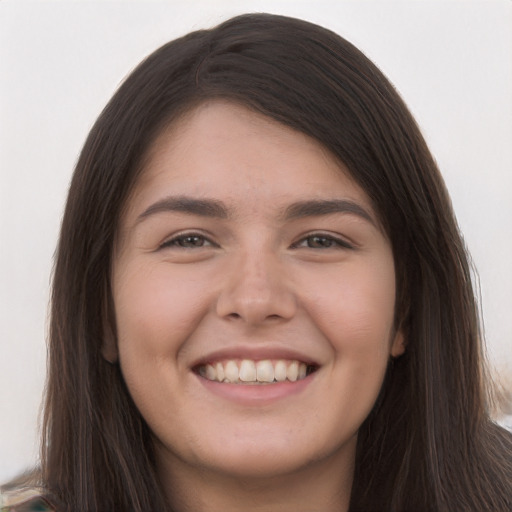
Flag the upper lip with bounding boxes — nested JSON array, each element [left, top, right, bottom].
[[190, 346, 320, 368]]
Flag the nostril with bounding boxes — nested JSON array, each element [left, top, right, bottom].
[[216, 281, 297, 324], [226, 312, 283, 321]]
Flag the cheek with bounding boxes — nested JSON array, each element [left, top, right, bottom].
[[113, 263, 211, 357], [302, 258, 397, 354], [112, 263, 211, 429]]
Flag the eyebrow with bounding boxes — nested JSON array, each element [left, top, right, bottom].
[[136, 196, 229, 223], [135, 195, 375, 226], [282, 199, 375, 225]]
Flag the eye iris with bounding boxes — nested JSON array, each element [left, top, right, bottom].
[[179, 235, 204, 247], [308, 236, 333, 248]]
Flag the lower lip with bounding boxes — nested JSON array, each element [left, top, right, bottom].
[[195, 373, 316, 405]]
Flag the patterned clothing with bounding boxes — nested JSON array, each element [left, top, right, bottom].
[[0, 488, 54, 512]]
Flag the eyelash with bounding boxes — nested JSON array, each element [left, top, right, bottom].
[[291, 233, 354, 250], [159, 232, 216, 249], [159, 232, 353, 251]]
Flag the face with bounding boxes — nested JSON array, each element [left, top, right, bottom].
[[109, 101, 404, 482]]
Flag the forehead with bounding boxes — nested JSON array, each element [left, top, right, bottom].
[[124, 100, 375, 222]]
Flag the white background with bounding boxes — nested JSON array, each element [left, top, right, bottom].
[[1, 0, 511, 483]]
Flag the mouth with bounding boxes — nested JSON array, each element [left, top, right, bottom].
[[194, 359, 318, 385]]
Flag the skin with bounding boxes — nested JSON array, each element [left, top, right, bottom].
[[107, 101, 405, 512]]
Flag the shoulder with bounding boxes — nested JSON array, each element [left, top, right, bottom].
[[0, 487, 54, 512]]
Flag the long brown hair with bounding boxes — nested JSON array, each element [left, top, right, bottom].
[[42, 13, 512, 511]]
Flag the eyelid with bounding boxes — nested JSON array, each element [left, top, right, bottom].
[[157, 230, 354, 251], [158, 230, 218, 250], [290, 232, 355, 250]]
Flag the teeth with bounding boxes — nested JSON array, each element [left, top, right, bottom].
[[239, 360, 256, 382], [287, 361, 299, 382], [256, 360, 274, 382], [274, 360, 287, 382], [215, 362, 225, 381], [225, 360, 239, 382], [197, 359, 314, 384], [205, 364, 216, 381]]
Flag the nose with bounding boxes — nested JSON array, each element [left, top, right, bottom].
[[215, 250, 297, 326]]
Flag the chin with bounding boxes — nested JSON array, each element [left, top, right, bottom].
[[169, 425, 358, 480]]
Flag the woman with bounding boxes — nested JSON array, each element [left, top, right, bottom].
[[2, 12, 511, 512]]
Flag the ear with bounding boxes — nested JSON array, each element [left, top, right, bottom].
[[390, 330, 406, 358]]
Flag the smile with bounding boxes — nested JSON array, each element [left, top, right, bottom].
[[196, 359, 317, 384]]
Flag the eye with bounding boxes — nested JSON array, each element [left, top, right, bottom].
[[159, 233, 215, 249], [292, 234, 354, 250]]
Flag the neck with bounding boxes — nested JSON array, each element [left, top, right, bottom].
[[156, 443, 355, 512]]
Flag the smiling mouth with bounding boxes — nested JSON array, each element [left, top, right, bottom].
[[195, 359, 318, 384]]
